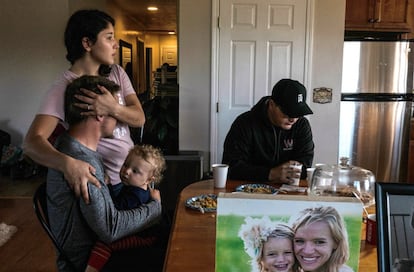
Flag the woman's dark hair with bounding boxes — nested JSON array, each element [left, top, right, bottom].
[[64, 9, 115, 75]]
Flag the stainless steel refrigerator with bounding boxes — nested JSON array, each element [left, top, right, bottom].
[[339, 40, 414, 182]]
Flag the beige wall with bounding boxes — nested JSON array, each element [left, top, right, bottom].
[[0, 1, 68, 145], [179, 0, 212, 166], [308, 0, 346, 164], [0, 0, 109, 145]]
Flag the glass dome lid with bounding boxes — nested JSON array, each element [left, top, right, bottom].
[[310, 157, 376, 208]]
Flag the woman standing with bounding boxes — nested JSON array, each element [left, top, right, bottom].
[[23, 9, 145, 202]]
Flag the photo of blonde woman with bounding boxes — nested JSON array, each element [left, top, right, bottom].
[[290, 206, 353, 272]]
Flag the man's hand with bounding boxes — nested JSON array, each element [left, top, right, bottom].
[[268, 160, 301, 184], [63, 157, 101, 204]]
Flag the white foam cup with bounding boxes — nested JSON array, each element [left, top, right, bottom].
[[212, 164, 229, 188]]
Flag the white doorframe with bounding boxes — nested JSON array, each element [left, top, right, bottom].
[[210, 0, 315, 164], [303, 0, 315, 94], [210, 0, 220, 164]]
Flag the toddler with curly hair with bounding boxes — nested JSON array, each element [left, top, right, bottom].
[[239, 216, 296, 272]]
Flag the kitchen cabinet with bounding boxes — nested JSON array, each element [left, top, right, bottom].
[[345, 0, 410, 32]]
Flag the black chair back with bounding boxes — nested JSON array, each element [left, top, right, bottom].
[[33, 182, 77, 270]]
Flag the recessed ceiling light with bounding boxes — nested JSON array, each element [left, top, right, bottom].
[[147, 6, 158, 11], [122, 30, 140, 35]]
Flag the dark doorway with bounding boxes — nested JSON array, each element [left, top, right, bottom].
[[146, 48, 153, 94], [137, 39, 145, 93]]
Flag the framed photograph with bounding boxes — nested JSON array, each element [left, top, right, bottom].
[[216, 193, 364, 272], [376, 182, 414, 271]]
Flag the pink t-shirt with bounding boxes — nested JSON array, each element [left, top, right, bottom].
[[38, 64, 135, 185]]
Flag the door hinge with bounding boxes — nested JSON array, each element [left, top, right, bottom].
[[216, 102, 219, 113], [217, 16, 220, 29]]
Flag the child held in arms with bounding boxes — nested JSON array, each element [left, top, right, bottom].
[[86, 144, 168, 272]]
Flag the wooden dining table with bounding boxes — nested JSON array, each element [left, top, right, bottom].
[[162, 179, 378, 271]]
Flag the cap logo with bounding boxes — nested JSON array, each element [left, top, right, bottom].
[[297, 94, 303, 103]]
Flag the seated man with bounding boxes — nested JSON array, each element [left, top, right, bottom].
[[222, 78, 314, 183], [46, 75, 162, 271]]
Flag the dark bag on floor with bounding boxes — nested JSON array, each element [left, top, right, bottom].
[[0, 130, 12, 175], [0, 130, 11, 160], [10, 156, 39, 180]]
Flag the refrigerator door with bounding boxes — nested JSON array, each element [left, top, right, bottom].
[[342, 41, 410, 94], [340, 41, 413, 182], [339, 99, 412, 182]]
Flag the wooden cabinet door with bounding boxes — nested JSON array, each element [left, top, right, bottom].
[[345, 0, 410, 31], [345, 0, 376, 30], [375, 0, 410, 30]]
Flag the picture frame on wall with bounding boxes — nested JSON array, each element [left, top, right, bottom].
[[375, 182, 414, 271]]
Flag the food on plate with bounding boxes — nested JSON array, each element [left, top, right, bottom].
[[235, 184, 277, 194], [323, 187, 354, 197], [320, 187, 374, 206], [185, 194, 217, 213], [242, 186, 273, 194], [193, 195, 217, 209]]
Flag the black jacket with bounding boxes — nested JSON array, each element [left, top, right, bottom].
[[222, 96, 314, 182]]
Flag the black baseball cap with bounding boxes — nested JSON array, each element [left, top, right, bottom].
[[271, 79, 313, 118]]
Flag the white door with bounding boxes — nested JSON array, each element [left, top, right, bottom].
[[212, 0, 309, 163], [161, 46, 177, 66]]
